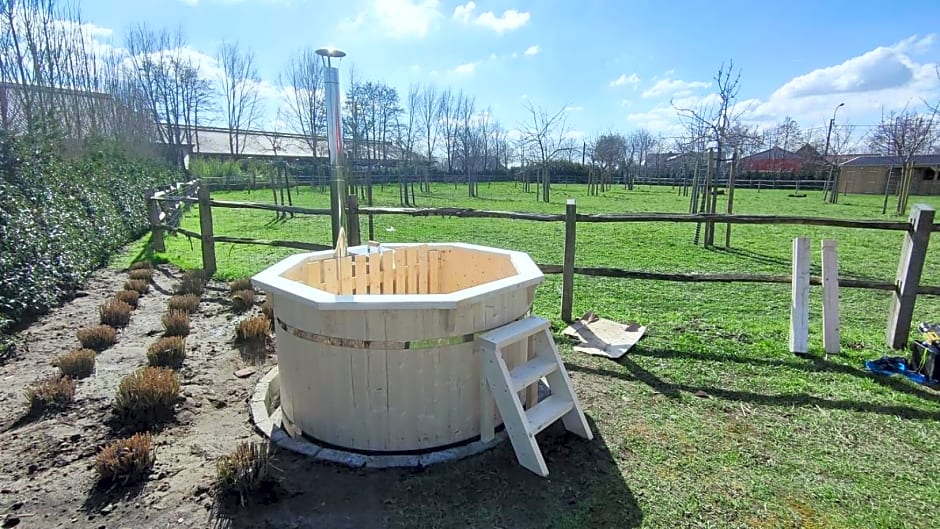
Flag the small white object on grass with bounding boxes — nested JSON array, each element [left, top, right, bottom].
[[385, 226, 395, 232]]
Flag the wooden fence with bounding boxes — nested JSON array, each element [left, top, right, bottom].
[[148, 182, 939, 349]]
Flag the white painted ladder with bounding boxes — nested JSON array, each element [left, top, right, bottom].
[[478, 316, 593, 477]]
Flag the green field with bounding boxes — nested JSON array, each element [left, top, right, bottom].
[[118, 182, 940, 528]]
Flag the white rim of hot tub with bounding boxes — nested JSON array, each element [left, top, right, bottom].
[[251, 242, 544, 311]]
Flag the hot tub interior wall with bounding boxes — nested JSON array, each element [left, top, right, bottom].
[[280, 246, 517, 295]]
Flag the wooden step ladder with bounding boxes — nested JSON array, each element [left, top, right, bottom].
[[478, 316, 593, 477]]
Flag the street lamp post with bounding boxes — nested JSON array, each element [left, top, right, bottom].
[[823, 102, 845, 203], [316, 47, 347, 245]]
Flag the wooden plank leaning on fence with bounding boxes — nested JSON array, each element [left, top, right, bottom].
[[886, 204, 934, 349], [821, 240, 840, 356], [561, 199, 577, 322], [789, 237, 811, 355], [147, 188, 165, 252]]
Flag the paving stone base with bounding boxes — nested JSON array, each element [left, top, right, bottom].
[[250, 366, 507, 468]]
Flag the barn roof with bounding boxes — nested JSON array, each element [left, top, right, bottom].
[[840, 154, 940, 167]]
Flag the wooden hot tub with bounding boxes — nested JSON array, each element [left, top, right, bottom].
[[251, 243, 544, 453]]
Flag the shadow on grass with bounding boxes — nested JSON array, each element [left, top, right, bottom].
[[568, 355, 939, 421], [714, 247, 886, 282], [629, 346, 940, 405], [209, 417, 642, 529]]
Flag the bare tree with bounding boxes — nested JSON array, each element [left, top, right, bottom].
[[593, 132, 626, 193], [438, 89, 457, 174], [869, 108, 937, 214], [675, 61, 745, 245], [394, 84, 420, 205], [217, 41, 262, 158], [626, 129, 656, 189], [281, 46, 323, 155], [520, 100, 573, 202], [417, 84, 439, 191], [456, 93, 478, 197]]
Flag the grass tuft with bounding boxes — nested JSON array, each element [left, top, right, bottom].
[[124, 279, 150, 295], [161, 310, 190, 337], [77, 325, 117, 352], [175, 276, 205, 296], [25, 376, 76, 415], [168, 294, 201, 313], [114, 367, 180, 430], [100, 299, 133, 328], [215, 441, 273, 507], [261, 299, 273, 327], [114, 289, 140, 309], [129, 261, 153, 271], [95, 432, 155, 485], [147, 337, 186, 369], [54, 348, 96, 378], [231, 289, 255, 313]]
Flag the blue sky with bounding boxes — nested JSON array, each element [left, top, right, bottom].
[[81, 0, 940, 146]]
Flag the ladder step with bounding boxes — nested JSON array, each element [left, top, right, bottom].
[[509, 355, 558, 392], [479, 317, 550, 349], [525, 395, 574, 435]]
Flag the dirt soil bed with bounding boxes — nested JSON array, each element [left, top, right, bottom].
[[0, 265, 601, 529]]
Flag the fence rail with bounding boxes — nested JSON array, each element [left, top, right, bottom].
[[147, 181, 939, 349]]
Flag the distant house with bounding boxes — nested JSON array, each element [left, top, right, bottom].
[[837, 154, 940, 195], [739, 147, 804, 173]]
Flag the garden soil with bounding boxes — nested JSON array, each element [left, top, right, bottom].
[[0, 265, 608, 529]]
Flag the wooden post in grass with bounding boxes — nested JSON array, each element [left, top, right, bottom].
[[198, 181, 217, 277], [821, 239, 841, 355], [346, 194, 361, 247], [147, 190, 165, 252], [561, 198, 577, 323], [886, 204, 935, 349], [789, 237, 810, 355], [724, 149, 737, 248]]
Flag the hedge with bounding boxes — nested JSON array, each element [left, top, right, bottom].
[[0, 131, 180, 330]]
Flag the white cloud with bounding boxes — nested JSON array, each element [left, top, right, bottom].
[[452, 2, 530, 33], [348, 0, 441, 38], [454, 62, 478, 75], [642, 78, 710, 98], [524, 45, 540, 57], [626, 34, 940, 138], [609, 73, 640, 89]]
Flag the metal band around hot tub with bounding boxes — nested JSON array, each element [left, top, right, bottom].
[[276, 317, 476, 350]]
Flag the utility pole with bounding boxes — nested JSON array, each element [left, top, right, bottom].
[[822, 102, 845, 203]]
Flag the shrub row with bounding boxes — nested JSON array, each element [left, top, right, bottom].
[[0, 133, 179, 331]]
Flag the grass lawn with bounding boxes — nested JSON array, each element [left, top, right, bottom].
[[118, 182, 940, 528]]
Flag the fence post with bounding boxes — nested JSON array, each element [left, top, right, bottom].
[[147, 189, 165, 252], [821, 239, 841, 356], [886, 204, 934, 348], [346, 194, 361, 246], [198, 181, 217, 277], [789, 237, 811, 355], [561, 198, 577, 323]]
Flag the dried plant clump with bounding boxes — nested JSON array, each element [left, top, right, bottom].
[[175, 276, 205, 297], [147, 337, 186, 369], [100, 299, 133, 328], [231, 289, 256, 314], [25, 376, 76, 415], [261, 300, 274, 328], [114, 367, 180, 430], [55, 349, 96, 379], [183, 269, 209, 283], [236, 316, 270, 343], [129, 261, 153, 271], [124, 279, 150, 295], [77, 325, 117, 352], [168, 294, 200, 314], [128, 268, 154, 282], [114, 289, 140, 309], [162, 310, 190, 337], [215, 441, 273, 506], [95, 433, 155, 485], [229, 278, 253, 294], [235, 316, 271, 363]]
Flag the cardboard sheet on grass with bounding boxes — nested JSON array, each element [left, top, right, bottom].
[[562, 312, 646, 359]]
